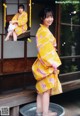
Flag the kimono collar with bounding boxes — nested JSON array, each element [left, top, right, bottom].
[[40, 24, 49, 29], [18, 11, 25, 16]]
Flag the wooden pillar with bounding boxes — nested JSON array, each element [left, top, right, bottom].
[[10, 106, 19, 116], [55, 4, 61, 55]]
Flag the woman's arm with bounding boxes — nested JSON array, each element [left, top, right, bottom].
[[12, 13, 18, 21], [17, 12, 28, 26], [10, 13, 18, 24], [36, 31, 62, 69], [10, 20, 18, 24]]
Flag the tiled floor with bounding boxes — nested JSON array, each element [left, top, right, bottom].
[[51, 89, 80, 116]]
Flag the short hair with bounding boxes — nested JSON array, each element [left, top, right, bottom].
[[39, 7, 54, 23], [18, 4, 25, 10]]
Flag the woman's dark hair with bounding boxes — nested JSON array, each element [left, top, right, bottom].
[[18, 4, 25, 10], [39, 7, 54, 23]]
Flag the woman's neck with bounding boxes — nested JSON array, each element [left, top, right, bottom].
[[19, 11, 24, 15], [42, 24, 49, 28]]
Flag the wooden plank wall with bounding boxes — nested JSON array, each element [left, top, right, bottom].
[[0, 58, 36, 74], [0, 72, 36, 93], [3, 59, 27, 73]]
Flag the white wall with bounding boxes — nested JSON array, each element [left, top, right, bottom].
[[6, 0, 27, 15], [19, 0, 27, 3], [27, 37, 37, 57], [3, 41, 24, 58], [27, 4, 44, 57], [6, 0, 28, 3], [6, 0, 18, 3], [7, 4, 18, 15]]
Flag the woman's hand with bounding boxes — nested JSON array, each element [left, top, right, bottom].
[[9, 21, 12, 24], [10, 20, 18, 24], [54, 68, 60, 74], [54, 68, 57, 74]]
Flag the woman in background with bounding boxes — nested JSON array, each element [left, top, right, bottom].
[[32, 7, 62, 116], [5, 4, 28, 41]]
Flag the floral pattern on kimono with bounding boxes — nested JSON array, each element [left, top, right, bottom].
[[32, 24, 62, 95], [12, 11, 28, 36]]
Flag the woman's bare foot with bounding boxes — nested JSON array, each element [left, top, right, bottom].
[[36, 108, 42, 113], [36, 109, 42, 116], [5, 38, 9, 41], [43, 111, 57, 116], [48, 110, 57, 116]]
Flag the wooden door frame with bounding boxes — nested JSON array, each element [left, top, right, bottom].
[[55, 4, 61, 55]]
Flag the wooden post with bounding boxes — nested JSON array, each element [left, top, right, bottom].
[[10, 106, 19, 116]]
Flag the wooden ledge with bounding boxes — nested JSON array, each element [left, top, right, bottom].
[[0, 90, 36, 107], [17, 30, 30, 41], [0, 80, 80, 107], [62, 79, 80, 92]]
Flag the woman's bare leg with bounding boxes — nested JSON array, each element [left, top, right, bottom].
[[12, 31, 17, 41], [42, 90, 50, 116], [5, 31, 13, 41], [36, 93, 43, 113], [42, 90, 57, 116]]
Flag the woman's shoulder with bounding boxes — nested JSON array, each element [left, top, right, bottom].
[[36, 24, 50, 37], [14, 13, 19, 16], [23, 11, 28, 15]]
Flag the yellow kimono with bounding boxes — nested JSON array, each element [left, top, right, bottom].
[[12, 11, 28, 36], [32, 24, 62, 96]]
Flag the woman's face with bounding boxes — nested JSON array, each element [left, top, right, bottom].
[[43, 12, 54, 27], [18, 7, 24, 14]]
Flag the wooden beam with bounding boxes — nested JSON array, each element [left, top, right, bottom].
[[10, 106, 19, 116], [0, 90, 36, 107], [17, 30, 30, 41], [59, 71, 80, 83], [62, 79, 80, 92]]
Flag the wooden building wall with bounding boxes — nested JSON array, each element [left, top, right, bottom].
[[0, 0, 80, 94]]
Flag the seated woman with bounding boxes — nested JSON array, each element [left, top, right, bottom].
[[5, 4, 28, 41]]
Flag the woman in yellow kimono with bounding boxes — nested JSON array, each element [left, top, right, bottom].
[[5, 4, 28, 41], [32, 8, 62, 116]]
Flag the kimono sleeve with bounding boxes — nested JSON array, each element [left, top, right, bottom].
[[36, 31, 62, 69], [18, 12, 28, 26]]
